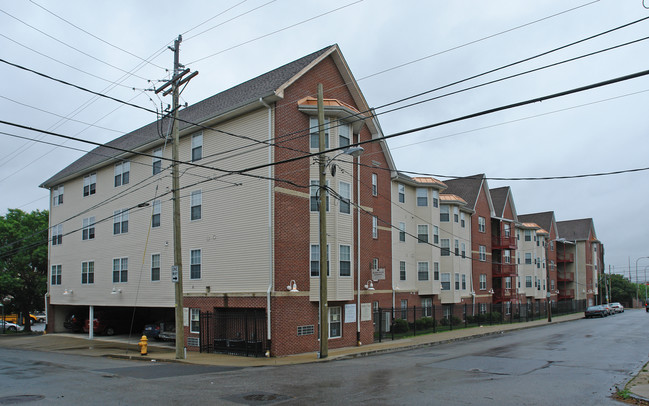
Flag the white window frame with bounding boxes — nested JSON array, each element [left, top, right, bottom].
[[432, 189, 439, 208], [52, 224, 63, 245], [441, 239, 450, 256], [310, 180, 329, 212], [372, 216, 378, 239], [440, 205, 450, 222], [455, 273, 460, 290], [329, 306, 341, 338], [338, 122, 350, 148], [525, 253, 532, 265], [113, 209, 129, 235], [114, 161, 130, 187], [53, 185, 64, 206], [371, 173, 378, 196], [398, 183, 405, 203], [310, 244, 330, 277], [190, 308, 200, 333], [190, 190, 202, 221], [83, 173, 96, 197], [433, 226, 439, 244], [51, 264, 62, 285], [192, 133, 203, 162], [460, 212, 466, 228], [81, 261, 94, 284], [190, 249, 202, 280], [310, 117, 329, 149], [113, 257, 128, 283], [416, 188, 427, 207], [339, 245, 351, 277], [152, 200, 161, 228], [339, 181, 351, 214], [82, 217, 95, 240], [417, 224, 428, 244], [417, 262, 429, 281], [399, 261, 406, 281], [152, 148, 162, 175], [441, 273, 451, 290], [453, 207, 459, 223], [479, 245, 486, 261], [478, 216, 485, 233], [398, 222, 406, 242], [434, 262, 440, 280], [151, 253, 161, 282], [479, 274, 487, 290]]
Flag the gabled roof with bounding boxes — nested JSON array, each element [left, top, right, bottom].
[[393, 172, 447, 190], [557, 218, 597, 241], [439, 194, 467, 205], [489, 186, 518, 221], [41, 45, 339, 188], [442, 174, 494, 215], [518, 211, 556, 235]]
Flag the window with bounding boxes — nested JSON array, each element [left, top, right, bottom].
[[416, 188, 427, 206], [114, 161, 130, 187], [455, 273, 460, 290], [190, 249, 201, 279], [372, 216, 378, 239], [454, 239, 459, 256], [400, 261, 406, 281], [83, 173, 96, 197], [550, 241, 554, 251], [503, 249, 511, 263], [53, 185, 64, 206], [525, 276, 532, 288], [190, 190, 202, 221], [524, 230, 532, 241], [150, 254, 161, 281], [505, 277, 512, 289], [479, 303, 487, 314], [537, 257, 541, 269], [310, 245, 330, 277], [192, 133, 203, 161], [152, 200, 161, 227], [309, 117, 329, 149], [434, 262, 440, 280], [480, 274, 487, 290], [51, 265, 61, 285], [417, 225, 428, 243], [310, 180, 329, 211], [525, 253, 532, 265], [339, 245, 351, 276], [398, 184, 405, 203], [504, 223, 510, 238], [371, 173, 378, 196], [433, 226, 439, 244], [190, 308, 200, 333], [478, 216, 485, 233], [113, 257, 128, 283], [329, 306, 341, 338], [399, 222, 406, 242], [441, 239, 450, 256], [440, 205, 450, 222], [52, 224, 63, 245], [461, 243, 466, 258], [372, 258, 379, 271], [453, 207, 459, 223], [422, 298, 432, 317], [536, 237, 540, 247], [152, 148, 162, 175], [479, 245, 486, 261], [462, 274, 466, 290], [432, 190, 439, 208], [460, 212, 466, 228], [113, 209, 129, 235], [417, 262, 429, 281], [338, 123, 350, 147], [441, 273, 451, 290], [81, 261, 94, 284], [82, 217, 95, 240], [551, 279, 555, 290], [400, 300, 408, 319], [339, 181, 351, 214]]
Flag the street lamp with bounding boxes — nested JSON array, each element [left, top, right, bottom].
[[635, 257, 649, 307], [316, 84, 364, 360]]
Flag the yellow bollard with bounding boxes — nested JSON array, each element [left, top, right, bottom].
[[138, 335, 148, 356]]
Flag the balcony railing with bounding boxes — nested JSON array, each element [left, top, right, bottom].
[[558, 289, 575, 299], [557, 272, 574, 282], [492, 263, 517, 276], [557, 252, 574, 262], [492, 235, 517, 249], [493, 287, 514, 302]]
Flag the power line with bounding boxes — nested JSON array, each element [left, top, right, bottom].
[[183, 0, 276, 41]]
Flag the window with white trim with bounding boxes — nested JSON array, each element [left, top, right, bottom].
[[416, 188, 427, 207], [417, 262, 429, 281], [398, 183, 405, 203], [338, 122, 350, 147], [152, 200, 161, 228], [310, 117, 329, 149], [453, 207, 459, 223], [83, 173, 96, 197], [52, 224, 63, 245], [479, 245, 486, 261], [399, 261, 406, 281], [461, 243, 466, 258], [310, 245, 330, 277], [329, 306, 341, 338], [339, 181, 351, 214], [432, 190, 439, 208], [82, 217, 95, 240], [372, 258, 379, 271], [114, 161, 130, 187], [422, 298, 432, 317], [339, 245, 351, 277], [371, 173, 378, 196], [454, 239, 459, 256], [310, 180, 329, 211], [192, 133, 203, 161], [400, 300, 408, 319], [417, 224, 428, 243], [190, 308, 200, 333], [113, 209, 129, 235], [190, 190, 202, 221], [152, 148, 162, 175], [455, 273, 460, 290], [433, 226, 439, 244], [372, 216, 378, 239], [151, 254, 160, 281], [434, 262, 439, 280], [503, 249, 511, 263], [190, 249, 201, 279], [525, 253, 532, 264], [524, 230, 532, 241], [441, 273, 451, 290], [462, 274, 466, 290], [504, 223, 511, 238], [480, 274, 487, 290], [505, 277, 512, 289], [460, 212, 466, 228], [398, 222, 406, 242], [525, 276, 532, 288], [81, 261, 94, 284], [440, 205, 450, 222], [478, 216, 486, 233], [113, 257, 128, 283], [441, 239, 450, 256], [53, 185, 64, 206], [51, 264, 61, 285]]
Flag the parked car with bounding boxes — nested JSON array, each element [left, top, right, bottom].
[[601, 303, 613, 316], [33, 312, 46, 323], [84, 312, 128, 336], [0, 320, 25, 332], [585, 305, 607, 318], [158, 325, 176, 342], [63, 312, 86, 332], [610, 302, 624, 313], [142, 324, 161, 340]]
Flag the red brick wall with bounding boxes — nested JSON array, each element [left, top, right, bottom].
[[472, 184, 492, 304]]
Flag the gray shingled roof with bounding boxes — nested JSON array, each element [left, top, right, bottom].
[[489, 187, 509, 218], [442, 174, 484, 211], [518, 211, 555, 233], [41, 45, 335, 188], [556, 218, 595, 241]]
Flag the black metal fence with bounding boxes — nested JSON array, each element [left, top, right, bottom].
[[199, 308, 267, 357], [374, 300, 587, 342]]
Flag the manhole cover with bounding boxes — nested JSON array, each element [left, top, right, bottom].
[[0, 395, 45, 405]]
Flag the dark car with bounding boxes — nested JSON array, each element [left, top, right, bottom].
[[83, 311, 130, 336], [585, 305, 607, 318], [63, 312, 86, 332], [142, 324, 161, 339]]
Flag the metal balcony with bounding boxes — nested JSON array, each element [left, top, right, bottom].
[[557, 272, 574, 282], [557, 252, 574, 262], [492, 235, 517, 249], [492, 263, 517, 277], [558, 289, 574, 300]]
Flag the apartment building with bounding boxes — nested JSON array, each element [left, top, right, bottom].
[[489, 187, 518, 307], [518, 211, 559, 304], [515, 222, 548, 306], [41, 44, 397, 356]]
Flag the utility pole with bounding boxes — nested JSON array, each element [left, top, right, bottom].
[[155, 35, 198, 360], [318, 83, 328, 359]]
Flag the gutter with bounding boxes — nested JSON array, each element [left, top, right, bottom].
[[259, 97, 274, 346]]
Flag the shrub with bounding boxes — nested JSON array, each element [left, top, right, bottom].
[[393, 318, 409, 333], [415, 317, 435, 330]]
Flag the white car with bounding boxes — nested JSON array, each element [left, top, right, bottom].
[[610, 302, 624, 313], [0, 320, 24, 332]]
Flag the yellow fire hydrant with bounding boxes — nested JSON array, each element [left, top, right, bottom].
[[138, 335, 148, 356]]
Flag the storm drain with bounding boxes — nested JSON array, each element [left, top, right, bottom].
[[0, 395, 45, 405], [223, 392, 291, 405]]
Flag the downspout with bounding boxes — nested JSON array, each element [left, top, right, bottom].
[[260, 98, 273, 349], [356, 141, 361, 345]]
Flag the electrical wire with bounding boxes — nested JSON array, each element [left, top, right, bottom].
[[183, 0, 275, 41]]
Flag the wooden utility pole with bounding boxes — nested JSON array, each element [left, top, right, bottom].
[[155, 35, 197, 360], [318, 83, 328, 359]]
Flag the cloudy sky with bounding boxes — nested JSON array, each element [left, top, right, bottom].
[[1, 0, 648, 279]]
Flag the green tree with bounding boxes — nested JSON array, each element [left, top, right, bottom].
[[601, 273, 638, 307], [0, 209, 49, 332]]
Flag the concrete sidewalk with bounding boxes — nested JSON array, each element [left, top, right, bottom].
[[0, 313, 584, 367]]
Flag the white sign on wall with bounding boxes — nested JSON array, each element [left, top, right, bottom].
[[344, 304, 356, 323]]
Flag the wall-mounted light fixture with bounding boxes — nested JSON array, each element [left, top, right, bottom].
[[488, 289, 494, 295], [111, 287, 122, 295], [62, 289, 73, 296], [286, 280, 299, 292], [364, 280, 375, 291]]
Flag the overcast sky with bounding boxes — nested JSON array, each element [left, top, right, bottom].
[[1, 0, 648, 279]]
